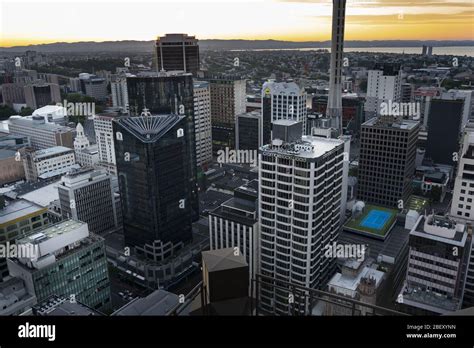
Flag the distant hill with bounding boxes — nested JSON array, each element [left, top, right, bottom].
[[1, 40, 473, 54]]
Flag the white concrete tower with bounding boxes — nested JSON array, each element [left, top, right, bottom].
[[326, 0, 347, 135]]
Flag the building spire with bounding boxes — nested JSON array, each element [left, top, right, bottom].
[[326, 0, 347, 137]]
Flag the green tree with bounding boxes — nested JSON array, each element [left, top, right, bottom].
[[19, 107, 34, 116], [0, 105, 16, 120]]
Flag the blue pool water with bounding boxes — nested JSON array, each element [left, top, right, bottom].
[[360, 210, 392, 230]]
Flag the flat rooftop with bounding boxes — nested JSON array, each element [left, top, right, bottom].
[[34, 146, 73, 159], [18, 180, 60, 207], [339, 222, 410, 264], [19, 219, 85, 245], [38, 164, 80, 180], [412, 216, 466, 245], [260, 135, 343, 159], [363, 117, 419, 130], [113, 290, 178, 316], [211, 198, 257, 226], [329, 266, 384, 292], [344, 204, 398, 240], [8, 116, 72, 132], [34, 296, 102, 316], [0, 199, 46, 225]]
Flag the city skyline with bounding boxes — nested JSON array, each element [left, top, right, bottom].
[[1, 0, 473, 47]]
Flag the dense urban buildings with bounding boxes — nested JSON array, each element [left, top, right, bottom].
[[0, 0, 473, 332]]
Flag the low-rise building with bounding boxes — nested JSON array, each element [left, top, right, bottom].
[[22, 146, 76, 182]]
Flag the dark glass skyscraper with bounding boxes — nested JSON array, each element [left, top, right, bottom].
[[126, 72, 198, 221], [155, 34, 200, 75], [113, 114, 194, 260], [426, 99, 464, 165]]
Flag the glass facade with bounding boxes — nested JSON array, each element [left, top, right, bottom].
[[32, 237, 111, 312], [114, 115, 194, 253], [126, 73, 198, 220]]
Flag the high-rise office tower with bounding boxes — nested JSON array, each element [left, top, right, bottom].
[[94, 115, 118, 175], [111, 78, 129, 112], [261, 81, 307, 144], [399, 214, 470, 314], [358, 118, 419, 208], [193, 80, 212, 168], [425, 99, 464, 165], [208, 76, 246, 153], [126, 72, 198, 219], [258, 121, 345, 315], [236, 110, 262, 151], [8, 219, 112, 312], [155, 34, 200, 75], [113, 114, 194, 261], [58, 168, 119, 235], [326, 0, 346, 135], [364, 64, 402, 121], [24, 83, 61, 109], [440, 90, 473, 128], [450, 129, 474, 223]]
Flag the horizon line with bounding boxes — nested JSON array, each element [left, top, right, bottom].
[[2, 38, 474, 49]]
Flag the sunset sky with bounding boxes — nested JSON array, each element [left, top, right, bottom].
[[0, 0, 473, 47]]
